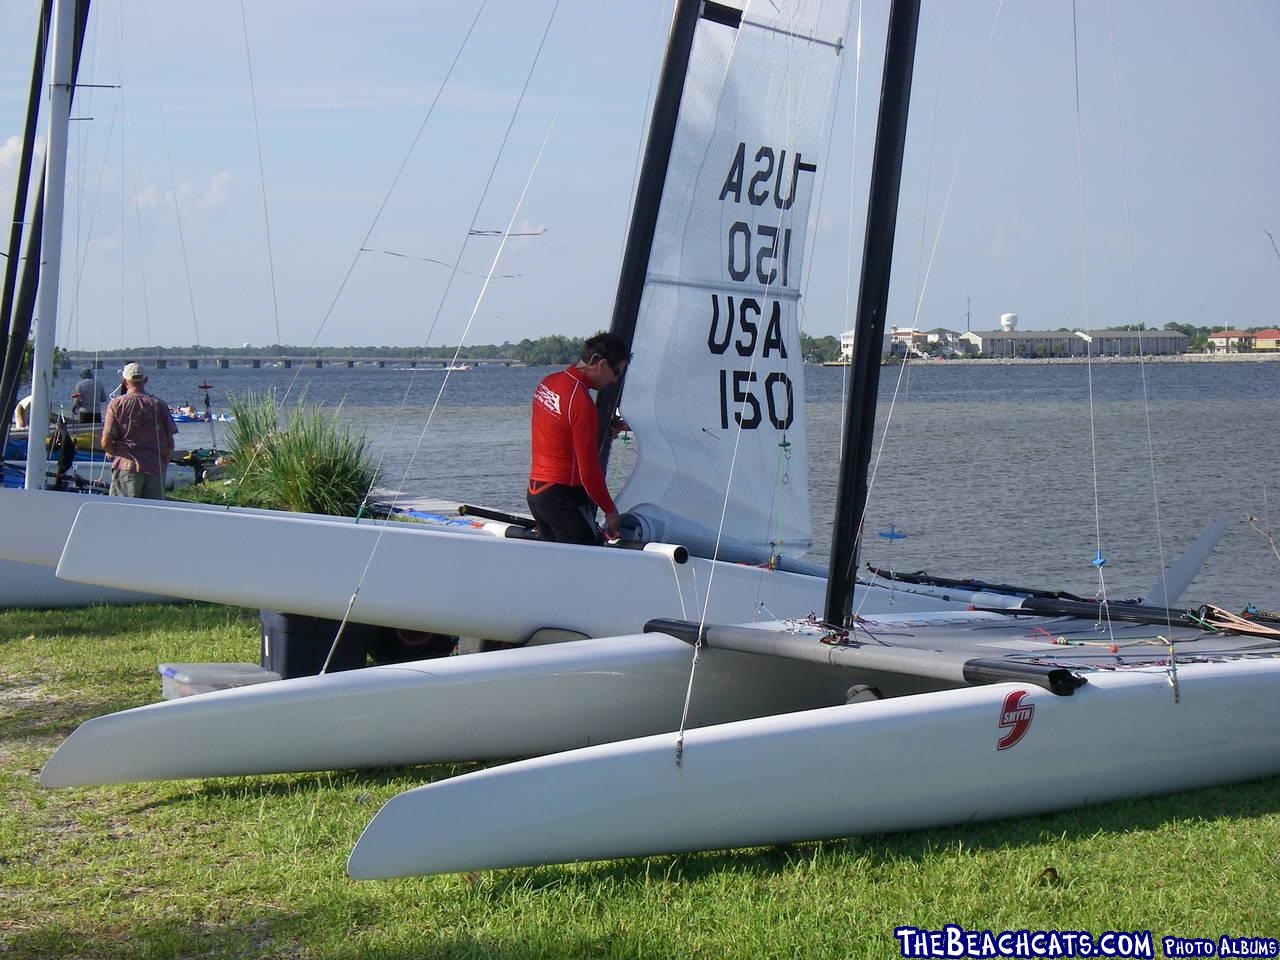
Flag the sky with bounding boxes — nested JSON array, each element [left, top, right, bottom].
[[1, 0, 1278, 351]]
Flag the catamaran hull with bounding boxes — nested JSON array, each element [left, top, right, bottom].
[[0, 488, 362, 608], [347, 659, 1280, 878], [40, 633, 854, 787], [49, 499, 950, 642], [0, 557, 168, 608]]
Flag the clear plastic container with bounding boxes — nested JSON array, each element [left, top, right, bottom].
[[158, 662, 281, 699]]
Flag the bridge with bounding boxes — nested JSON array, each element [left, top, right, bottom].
[[63, 356, 519, 370]]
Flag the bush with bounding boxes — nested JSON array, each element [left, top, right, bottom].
[[222, 389, 376, 517]]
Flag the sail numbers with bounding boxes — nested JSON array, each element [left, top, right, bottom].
[[711, 142, 815, 432]]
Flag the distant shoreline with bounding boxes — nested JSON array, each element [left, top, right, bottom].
[[819, 353, 1280, 367]]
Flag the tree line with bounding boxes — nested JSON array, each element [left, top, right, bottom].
[[65, 334, 850, 365]]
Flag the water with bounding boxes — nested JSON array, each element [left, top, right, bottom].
[[134, 359, 1279, 611]]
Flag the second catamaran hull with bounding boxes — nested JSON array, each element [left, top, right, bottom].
[[346, 659, 1280, 878], [40, 634, 854, 787], [49, 499, 952, 642]]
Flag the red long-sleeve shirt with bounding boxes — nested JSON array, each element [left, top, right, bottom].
[[529, 366, 616, 515]]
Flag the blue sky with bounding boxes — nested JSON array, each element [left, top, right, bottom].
[[1, 0, 1277, 350]]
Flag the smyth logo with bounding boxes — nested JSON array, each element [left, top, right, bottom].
[[996, 690, 1035, 750]]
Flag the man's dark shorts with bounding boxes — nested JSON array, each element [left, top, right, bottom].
[[527, 482, 599, 545]]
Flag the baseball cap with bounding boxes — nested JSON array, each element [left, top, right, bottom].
[[122, 362, 147, 382]]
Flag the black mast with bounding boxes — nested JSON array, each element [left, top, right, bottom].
[[594, 0, 715, 458], [823, 0, 922, 627], [0, 0, 92, 459], [0, 0, 52, 459]]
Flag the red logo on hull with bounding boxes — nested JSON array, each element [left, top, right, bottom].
[[996, 690, 1035, 750]]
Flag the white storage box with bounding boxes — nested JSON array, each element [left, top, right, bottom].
[[158, 662, 281, 699]]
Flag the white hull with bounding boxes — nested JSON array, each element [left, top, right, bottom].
[[0, 488, 374, 568], [347, 659, 1280, 878], [40, 633, 854, 787], [49, 498, 953, 642], [0, 488, 339, 608], [0, 557, 168, 608]]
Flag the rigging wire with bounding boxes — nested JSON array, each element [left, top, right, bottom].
[[618, 2, 670, 255], [66, 89, 120, 358], [765, 0, 861, 567], [358, 0, 571, 518], [911, 0, 947, 317], [322, 0, 606, 670], [223, 1, 489, 504], [675, 3, 840, 759], [237, 0, 284, 356], [139, 0, 203, 347], [837, 0, 865, 449], [359, 246, 521, 279], [1103, 0, 1170, 624], [852, 0, 1006, 620], [1070, 0, 1116, 645], [120, 50, 155, 350]]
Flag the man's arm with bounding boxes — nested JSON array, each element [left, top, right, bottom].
[[100, 404, 115, 457], [160, 405, 178, 463], [568, 396, 619, 536]]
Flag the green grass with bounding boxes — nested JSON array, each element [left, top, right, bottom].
[[2, 603, 1277, 959]]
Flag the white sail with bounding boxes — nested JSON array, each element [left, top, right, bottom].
[[618, 2, 849, 563]]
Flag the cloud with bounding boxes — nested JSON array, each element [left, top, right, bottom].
[[134, 173, 231, 214], [199, 171, 231, 210], [0, 135, 24, 168], [135, 184, 161, 209], [1, 134, 45, 168], [0, 136, 46, 219]]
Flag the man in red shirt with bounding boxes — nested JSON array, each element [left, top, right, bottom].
[[528, 332, 630, 545]]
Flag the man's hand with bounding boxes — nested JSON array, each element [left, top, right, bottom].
[[609, 416, 630, 438], [603, 511, 622, 540]]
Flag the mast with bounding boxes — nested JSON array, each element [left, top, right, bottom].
[[594, 0, 709, 457], [0, 1, 51, 453], [823, 0, 922, 626], [24, 0, 77, 488]]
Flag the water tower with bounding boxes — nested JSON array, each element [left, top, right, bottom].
[[999, 313, 1018, 332]]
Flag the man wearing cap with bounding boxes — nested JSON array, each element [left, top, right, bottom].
[[101, 362, 178, 499], [71, 368, 108, 423]]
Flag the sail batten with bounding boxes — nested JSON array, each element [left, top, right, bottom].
[[617, 0, 850, 564]]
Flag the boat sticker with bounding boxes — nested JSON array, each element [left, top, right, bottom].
[[996, 690, 1035, 750]]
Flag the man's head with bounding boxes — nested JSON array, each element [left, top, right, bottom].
[[122, 362, 148, 388], [578, 332, 630, 388], [80, 368, 93, 380]]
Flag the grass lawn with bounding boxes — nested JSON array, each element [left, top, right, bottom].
[[2, 602, 1276, 959]]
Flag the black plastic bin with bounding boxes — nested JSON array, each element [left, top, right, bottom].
[[259, 610, 375, 679]]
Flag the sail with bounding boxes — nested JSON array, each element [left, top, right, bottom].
[[617, 1, 849, 564]]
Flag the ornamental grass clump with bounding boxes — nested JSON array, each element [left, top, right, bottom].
[[224, 388, 376, 517]]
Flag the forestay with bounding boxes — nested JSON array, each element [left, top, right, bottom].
[[617, 1, 849, 564]]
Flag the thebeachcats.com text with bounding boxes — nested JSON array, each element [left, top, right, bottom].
[[894, 927, 1279, 960], [894, 926, 1154, 959]]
